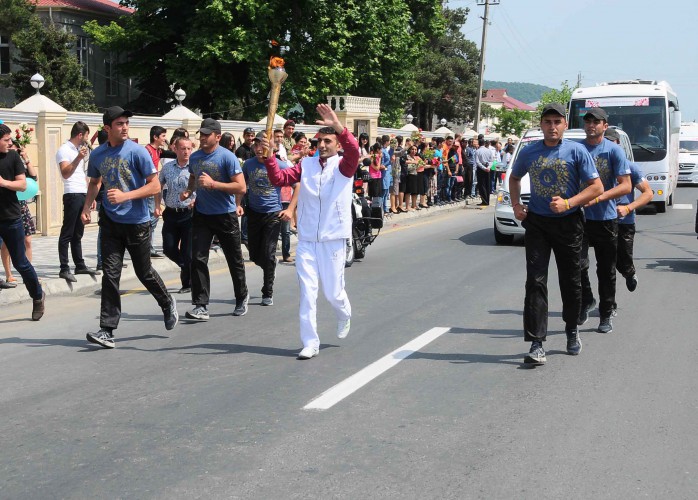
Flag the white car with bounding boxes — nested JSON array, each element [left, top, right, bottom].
[[493, 127, 634, 244]]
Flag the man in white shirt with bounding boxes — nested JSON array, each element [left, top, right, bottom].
[[56, 121, 97, 281]]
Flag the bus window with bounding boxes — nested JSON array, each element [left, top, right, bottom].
[[679, 140, 698, 152]]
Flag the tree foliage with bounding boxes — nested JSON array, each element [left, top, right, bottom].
[[0, 0, 34, 37], [535, 80, 577, 121], [493, 108, 531, 137], [84, 0, 428, 123], [409, 7, 480, 131], [10, 15, 97, 111]]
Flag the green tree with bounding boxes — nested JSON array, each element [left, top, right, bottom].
[[493, 108, 531, 137], [85, 0, 423, 122], [410, 7, 480, 131], [535, 80, 577, 121], [0, 0, 34, 37], [10, 15, 96, 111]]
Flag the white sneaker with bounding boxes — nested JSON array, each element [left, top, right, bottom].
[[297, 346, 319, 360], [337, 318, 351, 339]]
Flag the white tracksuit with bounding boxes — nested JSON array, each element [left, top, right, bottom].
[[295, 155, 353, 348]]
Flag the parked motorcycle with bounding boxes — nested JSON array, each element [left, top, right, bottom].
[[346, 164, 383, 267]]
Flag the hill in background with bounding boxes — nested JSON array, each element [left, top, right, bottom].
[[483, 80, 553, 104]]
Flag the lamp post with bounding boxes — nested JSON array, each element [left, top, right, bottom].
[[406, 113, 414, 124], [30, 73, 44, 95], [440, 118, 447, 127], [174, 88, 186, 106]]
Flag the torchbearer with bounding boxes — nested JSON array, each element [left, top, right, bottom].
[[261, 104, 360, 359]]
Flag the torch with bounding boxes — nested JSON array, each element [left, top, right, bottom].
[[264, 56, 287, 158]]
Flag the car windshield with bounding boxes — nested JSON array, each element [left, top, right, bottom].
[[679, 140, 698, 152], [569, 96, 667, 162]]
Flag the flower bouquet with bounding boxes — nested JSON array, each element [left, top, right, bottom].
[[14, 123, 34, 148]]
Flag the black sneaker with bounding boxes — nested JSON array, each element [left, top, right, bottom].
[[524, 341, 546, 365], [626, 274, 638, 292], [164, 296, 179, 330], [566, 327, 582, 355], [87, 329, 115, 349], [597, 317, 613, 334], [577, 298, 597, 326], [233, 294, 249, 316]]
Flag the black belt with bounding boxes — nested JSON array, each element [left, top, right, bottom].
[[165, 206, 192, 213]]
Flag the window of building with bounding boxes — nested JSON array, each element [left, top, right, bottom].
[[76, 36, 89, 78], [105, 52, 118, 96], [0, 35, 10, 75]]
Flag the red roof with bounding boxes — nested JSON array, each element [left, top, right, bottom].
[[482, 89, 536, 112], [33, 0, 133, 15]]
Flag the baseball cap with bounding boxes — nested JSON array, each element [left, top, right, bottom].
[[253, 131, 267, 142], [283, 119, 295, 128], [243, 127, 255, 134], [102, 106, 133, 125], [198, 118, 221, 135], [604, 128, 620, 142], [540, 103, 566, 118], [583, 108, 609, 121]]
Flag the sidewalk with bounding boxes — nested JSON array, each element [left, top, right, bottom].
[[0, 198, 490, 307]]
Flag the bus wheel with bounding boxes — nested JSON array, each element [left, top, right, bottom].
[[656, 201, 666, 213]]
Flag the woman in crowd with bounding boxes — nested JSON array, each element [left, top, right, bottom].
[[416, 148, 428, 209], [368, 143, 384, 199], [404, 145, 421, 211], [220, 132, 236, 152], [397, 147, 408, 213]]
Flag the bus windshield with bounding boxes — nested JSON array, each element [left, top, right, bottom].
[[569, 96, 667, 162]]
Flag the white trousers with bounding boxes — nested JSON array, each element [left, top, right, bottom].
[[296, 239, 352, 349]]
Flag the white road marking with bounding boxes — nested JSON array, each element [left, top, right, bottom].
[[672, 204, 694, 210], [303, 327, 451, 411]]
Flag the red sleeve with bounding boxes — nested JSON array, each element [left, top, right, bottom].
[[264, 156, 302, 186], [337, 128, 360, 178]]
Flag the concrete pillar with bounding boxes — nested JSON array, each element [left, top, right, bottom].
[[326, 95, 381, 142]]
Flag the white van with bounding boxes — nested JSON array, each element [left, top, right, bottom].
[[678, 122, 698, 185], [493, 127, 633, 244]]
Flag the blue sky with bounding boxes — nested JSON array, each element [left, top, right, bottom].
[[453, 0, 698, 120]]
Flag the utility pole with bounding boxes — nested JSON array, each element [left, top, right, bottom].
[[473, 0, 499, 135]]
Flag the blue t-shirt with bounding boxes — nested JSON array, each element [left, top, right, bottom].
[[189, 146, 242, 215], [583, 140, 631, 221], [618, 163, 644, 225], [87, 140, 156, 224], [512, 139, 598, 217], [242, 157, 287, 213]]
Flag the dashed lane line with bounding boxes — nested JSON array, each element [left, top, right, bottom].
[[303, 327, 451, 411]]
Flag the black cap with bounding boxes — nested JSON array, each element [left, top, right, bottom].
[[102, 106, 133, 125], [243, 127, 255, 134], [583, 108, 609, 121], [198, 118, 221, 135], [253, 131, 267, 142], [541, 103, 566, 118], [604, 128, 620, 142]]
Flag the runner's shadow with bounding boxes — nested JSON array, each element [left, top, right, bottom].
[[448, 327, 520, 338], [405, 350, 523, 366], [644, 258, 698, 274], [122, 342, 337, 357], [0, 334, 168, 349], [488, 309, 563, 318]]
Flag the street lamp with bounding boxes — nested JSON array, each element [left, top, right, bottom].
[[406, 113, 414, 124], [440, 118, 447, 127], [30, 73, 44, 95], [174, 88, 186, 106]]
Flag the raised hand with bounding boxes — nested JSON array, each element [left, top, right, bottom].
[[315, 103, 343, 133]]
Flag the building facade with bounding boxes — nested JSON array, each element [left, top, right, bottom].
[[0, 0, 136, 109]]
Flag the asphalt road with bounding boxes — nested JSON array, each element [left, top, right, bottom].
[[2, 189, 697, 499]]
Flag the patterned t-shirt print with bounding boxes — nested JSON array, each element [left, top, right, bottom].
[[529, 155, 570, 200]]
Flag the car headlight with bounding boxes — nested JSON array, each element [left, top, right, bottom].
[[497, 190, 512, 206]]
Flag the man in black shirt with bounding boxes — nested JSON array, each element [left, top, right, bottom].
[[0, 124, 44, 320], [235, 127, 256, 161]]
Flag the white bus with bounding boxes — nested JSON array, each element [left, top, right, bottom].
[[679, 122, 698, 185], [568, 80, 680, 212]]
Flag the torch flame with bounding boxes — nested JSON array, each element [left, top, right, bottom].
[[269, 56, 285, 69]]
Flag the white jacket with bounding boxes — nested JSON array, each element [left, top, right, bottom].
[[297, 155, 353, 242]]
